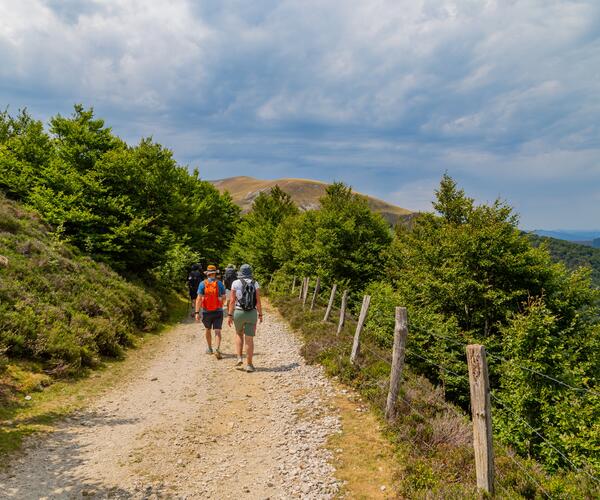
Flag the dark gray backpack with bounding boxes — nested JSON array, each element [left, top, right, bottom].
[[239, 280, 257, 311]]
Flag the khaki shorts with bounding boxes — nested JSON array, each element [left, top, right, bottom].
[[233, 309, 257, 336]]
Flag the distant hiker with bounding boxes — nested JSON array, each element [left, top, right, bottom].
[[195, 265, 226, 360], [223, 264, 237, 308], [227, 264, 263, 372], [187, 264, 203, 316]]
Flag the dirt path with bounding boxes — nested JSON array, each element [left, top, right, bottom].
[[0, 303, 342, 499]]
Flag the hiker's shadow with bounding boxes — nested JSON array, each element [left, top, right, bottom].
[[256, 362, 300, 373], [219, 352, 238, 360]]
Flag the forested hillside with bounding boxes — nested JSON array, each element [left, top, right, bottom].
[[528, 233, 600, 287], [228, 177, 600, 497]]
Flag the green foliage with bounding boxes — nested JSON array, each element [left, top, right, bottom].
[[273, 182, 392, 291], [0, 194, 160, 373], [528, 233, 600, 287], [0, 106, 239, 283], [497, 297, 600, 474], [378, 173, 600, 474], [227, 186, 298, 280]]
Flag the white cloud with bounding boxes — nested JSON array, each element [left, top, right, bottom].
[[1, 0, 599, 227]]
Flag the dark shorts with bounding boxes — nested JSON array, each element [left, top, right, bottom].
[[201, 310, 223, 330]]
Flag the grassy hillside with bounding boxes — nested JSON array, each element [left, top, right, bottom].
[[0, 193, 163, 391], [211, 176, 411, 225], [528, 233, 600, 287]]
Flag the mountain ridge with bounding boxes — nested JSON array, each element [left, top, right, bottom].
[[209, 175, 412, 225]]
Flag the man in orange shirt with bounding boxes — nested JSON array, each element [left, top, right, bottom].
[[194, 265, 226, 359]]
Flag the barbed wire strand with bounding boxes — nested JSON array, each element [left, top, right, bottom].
[[489, 393, 600, 483], [486, 352, 600, 397], [497, 442, 553, 499], [408, 326, 470, 349], [404, 348, 469, 381]]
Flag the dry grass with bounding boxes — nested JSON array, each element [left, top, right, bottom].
[[328, 389, 396, 499]]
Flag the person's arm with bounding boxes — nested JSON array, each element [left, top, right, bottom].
[[195, 281, 204, 322], [219, 282, 226, 308], [256, 289, 263, 323], [195, 294, 202, 322], [227, 289, 236, 327]]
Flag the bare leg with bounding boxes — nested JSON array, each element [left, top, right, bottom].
[[205, 328, 212, 349], [235, 331, 244, 358], [214, 330, 222, 350], [246, 335, 254, 366]]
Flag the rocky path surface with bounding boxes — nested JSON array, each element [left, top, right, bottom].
[[0, 302, 342, 499]]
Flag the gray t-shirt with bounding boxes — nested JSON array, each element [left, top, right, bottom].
[[231, 278, 260, 310]]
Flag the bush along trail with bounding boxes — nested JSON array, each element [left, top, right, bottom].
[[0, 301, 397, 499]]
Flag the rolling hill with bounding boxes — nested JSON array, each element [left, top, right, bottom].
[[210, 176, 412, 225]]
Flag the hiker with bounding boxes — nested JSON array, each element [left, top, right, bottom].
[[227, 264, 263, 372], [195, 265, 226, 360], [187, 263, 203, 316], [223, 264, 237, 308]]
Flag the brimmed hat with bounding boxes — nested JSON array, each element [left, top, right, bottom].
[[238, 264, 253, 279], [204, 264, 218, 275]]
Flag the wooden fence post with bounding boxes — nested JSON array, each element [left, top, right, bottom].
[[385, 307, 408, 422], [350, 295, 371, 365], [323, 284, 337, 322], [302, 277, 310, 307], [466, 344, 495, 496], [291, 276, 296, 294], [299, 277, 306, 300], [310, 277, 321, 311], [336, 289, 348, 335]]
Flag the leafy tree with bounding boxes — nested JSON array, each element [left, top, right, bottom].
[[0, 105, 239, 285], [227, 186, 299, 279], [273, 182, 392, 291], [0, 109, 52, 198], [378, 173, 600, 472]]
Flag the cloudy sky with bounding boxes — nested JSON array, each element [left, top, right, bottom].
[[1, 0, 599, 229]]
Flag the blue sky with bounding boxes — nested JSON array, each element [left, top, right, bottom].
[[1, 0, 599, 229]]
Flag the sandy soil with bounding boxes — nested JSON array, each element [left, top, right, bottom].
[[0, 303, 341, 499]]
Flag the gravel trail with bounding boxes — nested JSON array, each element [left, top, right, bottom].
[[0, 302, 341, 499]]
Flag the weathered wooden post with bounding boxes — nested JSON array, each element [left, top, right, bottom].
[[466, 344, 495, 496], [268, 275, 273, 292], [385, 307, 408, 422], [350, 295, 371, 365], [299, 277, 306, 300], [336, 289, 349, 335], [323, 284, 337, 322], [310, 277, 321, 311], [291, 276, 297, 294], [302, 277, 310, 307]]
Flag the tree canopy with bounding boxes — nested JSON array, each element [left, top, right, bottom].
[[0, 106, 239, 287]]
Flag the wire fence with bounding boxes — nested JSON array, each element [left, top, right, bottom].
[[266, 275, 600, 496]]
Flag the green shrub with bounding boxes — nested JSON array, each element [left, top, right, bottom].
[[0, 193, 161, 373]]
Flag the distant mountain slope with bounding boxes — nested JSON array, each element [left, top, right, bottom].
[[532, 229, 600, 243], [210, 176, 412, 225], [527, 233, 600, 287]]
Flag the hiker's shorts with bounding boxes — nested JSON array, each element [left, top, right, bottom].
[[233, 309, 258, 336], [202, 310, 223, 330]]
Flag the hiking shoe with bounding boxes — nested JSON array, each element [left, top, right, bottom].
[[205, 347, 213, 354], [214, 349, 222, 360], [245, 364, 255, 373], [236, 358, 243, 367]]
